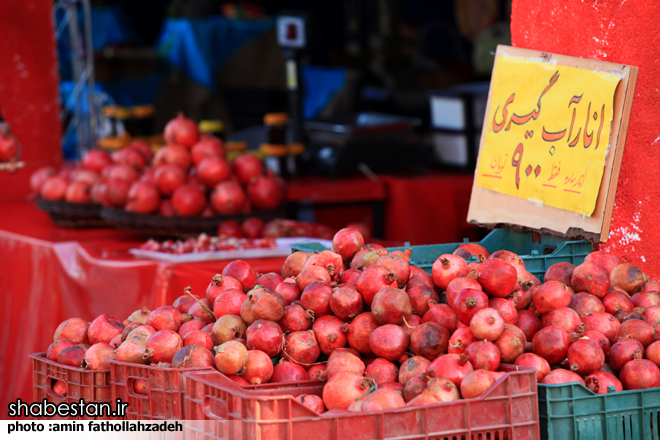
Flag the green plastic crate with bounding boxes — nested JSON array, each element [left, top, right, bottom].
[[538, 383, 660, 440], [290, 229, 593, 281]]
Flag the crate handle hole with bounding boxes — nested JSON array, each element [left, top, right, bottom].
[[48, 377, 68, 398], [203, 395, 228, 420], [127, 376, 149, 399]]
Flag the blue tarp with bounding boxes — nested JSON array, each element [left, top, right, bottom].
[[302, 66, 347, 119]]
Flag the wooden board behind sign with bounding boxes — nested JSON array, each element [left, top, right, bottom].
[[467, 45, 638, 243]]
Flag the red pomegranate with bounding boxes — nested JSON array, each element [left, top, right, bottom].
[[567, 337, 605, 376], [371, 287, 413, 325], [40, 176, 69, 201], [488, 250, 525, 268], [312, 316, 348, 355], [469, 308, 505, 341], [448, 326, 477, 355], [582, 330, 611, 357], [488, 298, 518, 326], [125, 182, 160, 213], [465, 340, 500, 371], [585, 371, 623, 394], [446, 271, 482, 306], [330, 284, 363, 320], [515, 353, 551, 382], [609, 337, 645, 372], [164, 113, 199, 148], [422, 304, 458, 333], [213, 289, 247, 318], [369, 324, 410, 362], [233, 154, 264, 185], [452, 289, 489, 325], [631, 291, 660, 308], [270, 360, 310, 383], [398, 356, 431, 385], [30, 166, 56, 194], [246, 320, 284, 357], [282, 252, 311, 278], [300, 281, 333, 317], [426, 353, 473, 387], [283, 330, 321, 366], [477, 259, 518, 298], [618, 319, 656, 347], [57, 345, 88, 367], [64, 181, 92, 204], [453, 243, 489, 260], [332, 228, 365, 261], [350, 248, 388, 270], [222, 260, 258, 292], [347, 312, 379, 355], [532, 326, 570, 365], [277, 304, 313, 333], [154, 164, 186, 196], [584, 251, 621, 274], [206, 273, 243, 304], [534, 281, 572, 315], [541, 369, 585, 385], [154, 144, 192, 171], [569, 292, 606, 315], [47, 340, 76, 362], [326, 352, 365, 380], [619, 359, 660, 390], [517, 310, 542, 341], [247, 174, 284, 210], [544, 262, 576, 286], [295, 394, 325, 414], [571, 261, 611, 298], [365, 358, 399, 385], [460, 370, 496, 399], [496, 327, 525, 363], [172, 345, 215, 368], [88, 315, 124, 345], [432, 254, 469, 291], [322, 373, 373, 410], [410, 322, 450, 361], [82, 149, 112, 172], [376, 255, 411, 288], [542, 307, 583, 336], [211, 315, 247, 346], [198, 157, 231, 188], [407, 285, 439, 317], [144, 330, 184, 364], [581, 312, 621, 344], [191, 134, 225, 165], [214, 340, 248, 375]]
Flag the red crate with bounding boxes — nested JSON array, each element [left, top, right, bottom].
[[109, 359, 214, 420], [30, 352, 121, 420], [183, 364, 540, 440]]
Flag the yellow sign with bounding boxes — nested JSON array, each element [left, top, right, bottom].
[[476, 55, 621, 216]]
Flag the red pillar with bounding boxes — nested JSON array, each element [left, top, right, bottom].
[[511, 0, 660, 275], [0, 0, 62, 202]]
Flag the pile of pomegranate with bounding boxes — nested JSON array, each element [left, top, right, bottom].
[[44, 228, 660, 415], [139, 234, 277, 254], [30, 113, 286, 216]]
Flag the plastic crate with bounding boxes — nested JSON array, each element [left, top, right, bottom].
[[30, 352, 120, 420], [182, 364, 540, 440], [109, 359, 213, 420], [291, 228, 593, 281], [539, 383, 660, 440]]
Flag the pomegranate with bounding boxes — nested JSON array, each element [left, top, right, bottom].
[[369, 324, 410, 362], [213, 289, 248, 318], [312, 316, 348, 355], [355, 265, 397, 306], [295, 395, 325, 414], [581, 312, 621, 344], [182, 330, 214, 351], [465, 340, 500, 371], [249, 288, 286, 321], [409, 378, 461, 406], [64, 181, 92, 204], [631, 291, 660, 309], [614, 309, 645, 323], [517, 310, 542, 341], [569, 292, 606, 315], [406, 285, 439, 317], [197, 157, 231, 188], [533, 281, 572, 315], [247, 174, 284, 210], [233, 154, 264, 185], [496, 327, 525, 363], [296, 266, 332, 292], [206, 273, 243, 304], [144, 330, 183, 363], [171, 345, 215, 368], [585, 371, 623, 394], [452, 289, 488, 325], [610, 263, 648, 295], [421, 304, 457, 334], [426, 353, 473, 387], [477, 259, 518, 298], [127, 307, 151, 324], [326, 352, 365, 379], [307, 364, 327, 381], [514, 353, 551, 382], [584, 251, 620, 274], [365, 358, 398, 385], [329, 284, 363, 320], [339, 269, 362, 286], [240, 350, 274, 384], [147, 305, 189, 332], [410, 322, 449, 360], [298, 281, 332, 318], [270, 361, 310, 383], [543, 307, 583, 336], [609, 337, 645, 372], [644, 306, 660, 327], [125, 182, 160, 213], [323, 373, 373, 410], [618, 319, 656, 347], [82, 149, 112, 172], [122, 322, 143, 341], [30, 166, 56, 194], [47, 340, 76, 362], [541, 369, 586, 385], [347, 312, 379, 355], [114, 339, 147, 364], [398, 356, 431, 385], [432, 254, 469, 291], [567, 337, 605, 375], [239, 217, 264, 239], [488, 250, 525, 268], [448, 326, 477, 355], [222, 260, 258, 292], [620, 359, 660, 390], [126, 325, 156, 344], [112, 147, 146, 171], [154, 164, 186, 196], [171, 184, 206, 216], [164, 113, 199, 148], [408, 267, 437, 290], [191, 135, 225, 164], [544, 262, 576, 286], [277, 304, 313, 333], [54, 318, 90, 345], [571, 262, 611, 298], [404, 376, 428, 402], [469, 308, 505, 341], [246, 320, 284, 357], [240, 300, 256, 325], [256, 273, 283, 291], [57, 344, 88, 367], [211, 315, 247, 346], [309, 250, 343, 278], [646, 340, 660, 365], [214, 340, 249, 375], [282, 252, 311, 278], [274, 279, 302, 305], [582, 330, 611, 357], [350, 248, 388, 270], [488, 298, 518, 327], [375, 255, 410, 288], [453, 243, 489, 260], [332, 228, 365, 261], [460, 369, 496, 399], [210, 180, 246, 214], [446, 271, 482, 306], [40, 176, 69, 201], [532, 326, 570, 365], [88, 315, 124, 345], [371, 287, 413, 325], [227, 375, 250, 386]]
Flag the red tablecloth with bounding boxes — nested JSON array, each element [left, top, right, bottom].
[[0, 202, 286, 416]]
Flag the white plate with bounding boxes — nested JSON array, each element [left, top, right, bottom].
[[128, 237, 332, 263]]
